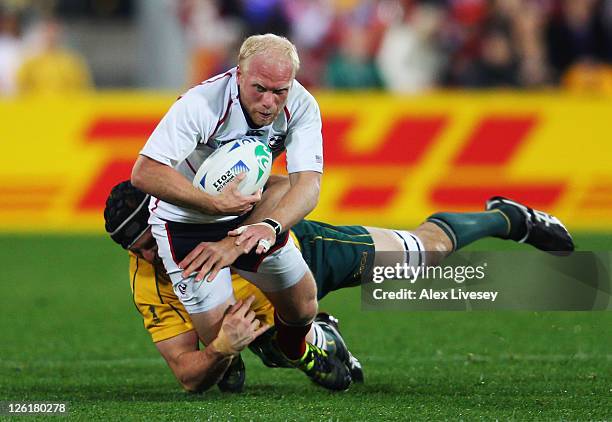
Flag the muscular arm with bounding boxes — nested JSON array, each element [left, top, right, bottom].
[[222, 171, 320, 256], [156, 330, 233, 393], [132, 155, 215, 214], [266, 171, 321, 230], [132, 155, 260, 215], [156, 296, 268, 393], [242, 174, 291, 224]]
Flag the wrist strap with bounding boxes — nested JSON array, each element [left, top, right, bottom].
[[262, 218, 282, 235]]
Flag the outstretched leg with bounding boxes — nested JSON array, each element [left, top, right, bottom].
[[368, 196, 574, 268]]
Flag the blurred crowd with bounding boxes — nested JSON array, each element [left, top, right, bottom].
[[2, 0, 612, 96], [0, 7, 91, 96], [182, 0, 612, 93]]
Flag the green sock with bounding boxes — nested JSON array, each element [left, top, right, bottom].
[[427, 208, 526, 250]]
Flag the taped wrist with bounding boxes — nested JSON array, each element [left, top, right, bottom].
[[211, 335, 238, 357], [233, 222, 276, 236]]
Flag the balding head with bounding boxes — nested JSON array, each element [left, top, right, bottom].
[[236, 34, 300, 127], [238, 34, 300, 78]]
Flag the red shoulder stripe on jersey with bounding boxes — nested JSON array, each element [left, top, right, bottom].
[[200, 72, 232, 85], [284, 106, 291, 122], [208, 96, 233, 141], [177, 72, 231, 101]]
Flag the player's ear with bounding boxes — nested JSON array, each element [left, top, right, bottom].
[[236, 65, 242, 82]]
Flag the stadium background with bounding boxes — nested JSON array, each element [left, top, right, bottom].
[[1, 0, 610, 419]]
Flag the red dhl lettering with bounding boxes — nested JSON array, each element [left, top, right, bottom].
[[322, 115, 447, 166], [75, 112, 557, 212], [85, 116, 159, 142], [453, 115, 538, 165]]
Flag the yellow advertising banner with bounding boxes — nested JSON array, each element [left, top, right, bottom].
[[0, 91, 611, 232]]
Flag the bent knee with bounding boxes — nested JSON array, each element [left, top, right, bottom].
[[296, 296, 318, 324], [413, 223, 453, 253], [281, 295, 317, 325]]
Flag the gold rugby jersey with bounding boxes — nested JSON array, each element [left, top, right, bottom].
[[128, 252, 274, 342]]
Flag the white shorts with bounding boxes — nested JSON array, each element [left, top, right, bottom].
[[151, 221, 234, 314], [233, 236, 309, 293], [150, 215, 309, 313]]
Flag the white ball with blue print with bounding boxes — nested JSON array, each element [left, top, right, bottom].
[[193, 137, 273, 196]]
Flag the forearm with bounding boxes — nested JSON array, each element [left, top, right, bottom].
[[174, 344, 233, 393], [243, 175, 291, 225], [131, 155, 216, 214], [267, 172, 320, 230]]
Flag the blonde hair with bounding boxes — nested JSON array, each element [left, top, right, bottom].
[[238, 34, 300, 76]]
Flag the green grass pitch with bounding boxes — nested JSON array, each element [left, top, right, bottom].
[[1, 233, 611, 420]]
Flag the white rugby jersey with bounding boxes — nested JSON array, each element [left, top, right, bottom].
[[140, 67, 323, 224]]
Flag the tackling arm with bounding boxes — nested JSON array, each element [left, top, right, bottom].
[[156, 296, 268, 393], [156, 330, 233, 393]]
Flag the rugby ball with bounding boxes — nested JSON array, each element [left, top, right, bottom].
[[193, 138, 273, 196]]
